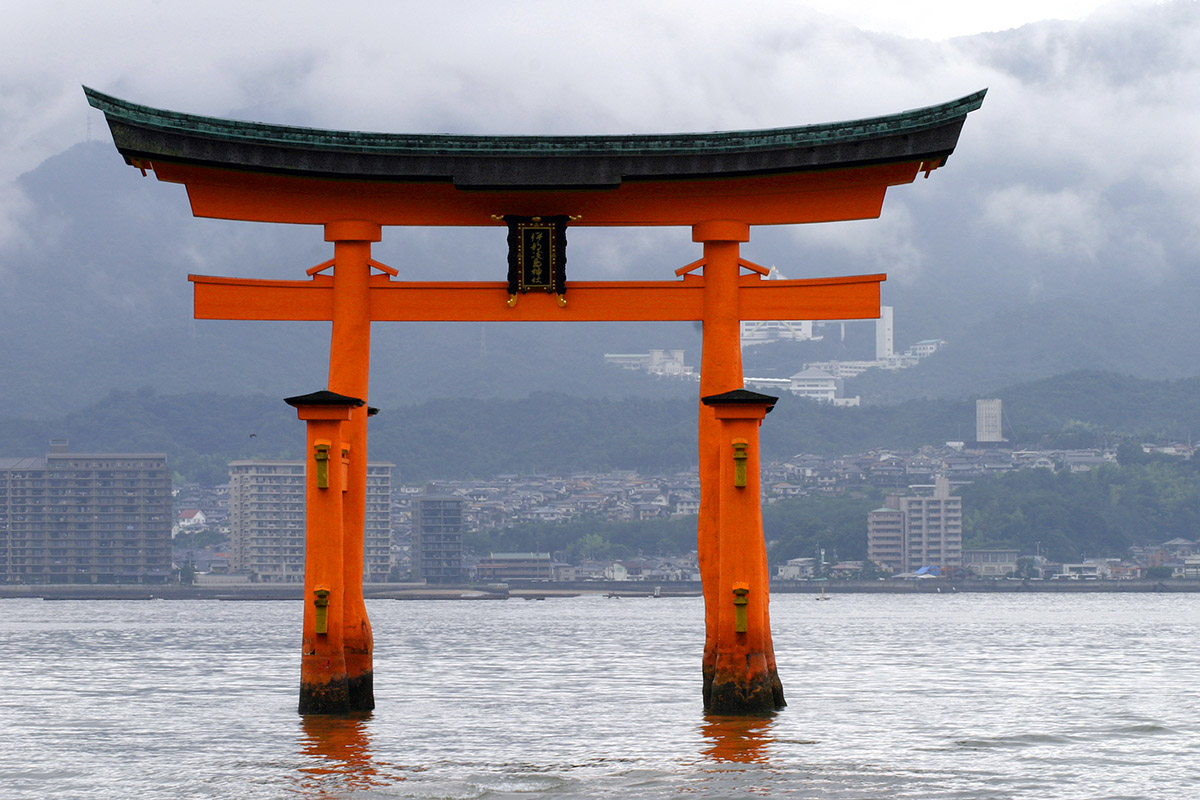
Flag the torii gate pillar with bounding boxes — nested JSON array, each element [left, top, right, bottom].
[[701, 388, 782, 713], [324, 220, 381, 712], [695, 221, 785, 712], [286, 390, 364, 715]]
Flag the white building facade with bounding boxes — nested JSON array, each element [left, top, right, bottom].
[[228, 460, 393, 583], [976, 398, 1003, 443], [867, 477, 963, 574]]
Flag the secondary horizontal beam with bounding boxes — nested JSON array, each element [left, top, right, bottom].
[[190, 274, 884, 323]]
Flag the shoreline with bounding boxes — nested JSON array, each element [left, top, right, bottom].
[[2, 578, 1199, 600]]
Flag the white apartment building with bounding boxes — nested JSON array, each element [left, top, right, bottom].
[[787, 368, 861, 406], [909, 339, 947, 357], [868, 477, 963, 573], [976, 398, 1004, 443], [789, 367, 838, 401], [876, 305, 894, 360], [603, 349, 696, 378], [741, 319, 818, 344], [228, 460, 393, 583]]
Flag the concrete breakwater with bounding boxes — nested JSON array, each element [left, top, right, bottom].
[[2, 578, 1200, 600]]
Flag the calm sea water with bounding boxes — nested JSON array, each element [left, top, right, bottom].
[[4, 593, 1198, 799]]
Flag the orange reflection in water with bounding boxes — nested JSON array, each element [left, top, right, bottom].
[[296, 714, 402, 796], [701, 714, 777, 764]]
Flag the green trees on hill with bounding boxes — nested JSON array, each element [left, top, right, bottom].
[[3, 370, 1200, 488], [762, 493, 881, 565], [463, 493, 883, 566], [468, 461, 1200, 567], [466, 514, 699, 563], [4, 373, 1199, 566], [960, 460, 1200, 561]]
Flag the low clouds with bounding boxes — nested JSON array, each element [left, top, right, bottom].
[[2, 0, 1199, 412], [786, 203, 927, 286], [981, 186, 1106, 261]]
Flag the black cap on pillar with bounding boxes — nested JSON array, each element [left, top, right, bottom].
[[700, 388, 779, 413], [284, 390, 365, 408]]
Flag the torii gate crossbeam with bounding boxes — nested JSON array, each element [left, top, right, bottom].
[[86, 86, 984, 716]]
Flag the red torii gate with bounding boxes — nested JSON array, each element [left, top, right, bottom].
[[86, 87, 984, 715]]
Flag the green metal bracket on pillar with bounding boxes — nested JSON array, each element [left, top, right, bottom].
[[313, 587, 330, 634], [313, 441, 331, 489], [732, 438, 749, 487], [732, 583, 750, 633]]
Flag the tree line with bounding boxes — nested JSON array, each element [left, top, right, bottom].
[[5, 370, 1200, 485]]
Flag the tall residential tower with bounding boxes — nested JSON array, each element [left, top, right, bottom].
[[228, 460, 393, 582], [0, 441, 172, 583], [868, 477, 963, 574], [976, 399, 1004, 443]]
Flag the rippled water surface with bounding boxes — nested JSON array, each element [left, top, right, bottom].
[[4, 593, 1199, 798]]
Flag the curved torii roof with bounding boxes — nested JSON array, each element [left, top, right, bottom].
[[84, 87, 985, 227]]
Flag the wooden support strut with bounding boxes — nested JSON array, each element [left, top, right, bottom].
[[694, 221, 747, 711]]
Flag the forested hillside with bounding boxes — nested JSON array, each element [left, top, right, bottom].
[[2, 371, 1198, 484]]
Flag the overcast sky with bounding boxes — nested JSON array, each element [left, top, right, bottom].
[[2, 0, 1199, 412], [0, 0, 1160, 176], [1, 0, 1194, 304]]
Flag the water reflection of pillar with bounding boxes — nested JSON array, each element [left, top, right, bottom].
[[701, 714, 777, 763], [297, 715, 390, 794]]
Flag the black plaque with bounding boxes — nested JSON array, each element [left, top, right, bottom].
[[505, 215, 568, 298]]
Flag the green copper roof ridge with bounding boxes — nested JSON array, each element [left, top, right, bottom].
[[83, 86, 986, 157]]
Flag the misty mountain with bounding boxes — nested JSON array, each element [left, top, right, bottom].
[[1, 4, 1199, 418], [4, 371, 1198, 486]]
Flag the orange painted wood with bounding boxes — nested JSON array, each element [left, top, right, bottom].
[[696, 237, 744, 709], [189, 274, 883, 322], [709, 403, 782, 712], [326, 235, 375, 712], [294, 408, 351, 714], [154, 161, 920, 226]]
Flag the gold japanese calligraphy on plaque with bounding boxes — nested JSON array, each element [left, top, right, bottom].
[[505, 215, 569, 307]]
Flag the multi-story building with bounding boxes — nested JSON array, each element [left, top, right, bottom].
[[963, 549, 1019, 577], [412, 495, 465, 583], [789, 368, 838, 401], [876, 305, 894, 360], [976, 398, 1003, 443], [909, 339, 947, 357], [867, 476, 962, 574], [866, 506, 905, 572], [603, 349, 696, 379], [228, 460, 392, 583], [474, 552, 552, 582], [0, 440, 172, 584]]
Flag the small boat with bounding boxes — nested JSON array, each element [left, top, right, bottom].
[[815, 586, 830, 601]]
